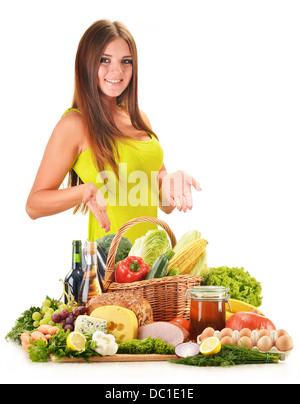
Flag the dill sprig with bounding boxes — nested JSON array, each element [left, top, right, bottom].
[[170, 345, 280, 367]]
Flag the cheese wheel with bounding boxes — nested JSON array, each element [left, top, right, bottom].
[[86, 293, 153, 326], [90, 305, 138, 343]]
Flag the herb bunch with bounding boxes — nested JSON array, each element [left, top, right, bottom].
[[5, 306, 40, 343], [170, 345, 280, 367]]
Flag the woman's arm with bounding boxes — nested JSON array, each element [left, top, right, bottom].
[[26, 113, 89, 218], [26, 112, 111, 232]]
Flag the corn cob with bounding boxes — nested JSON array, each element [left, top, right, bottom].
[[167, 238, 208, 275], [190, 248, 209, 277]]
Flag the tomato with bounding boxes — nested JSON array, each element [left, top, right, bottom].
[[170, 317, 190, 331]]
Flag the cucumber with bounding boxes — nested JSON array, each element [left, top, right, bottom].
[[146, 249, 175, 280]]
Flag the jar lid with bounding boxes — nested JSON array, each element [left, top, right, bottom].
[[187, 286, 230, 301]]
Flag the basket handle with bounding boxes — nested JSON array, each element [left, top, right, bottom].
[[102, 216, 177, 292]]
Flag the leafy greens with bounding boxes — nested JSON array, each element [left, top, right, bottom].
[[202, 266, 263, 307], [129, 229, 171, 268], [5, 306, 40, 343], [117, 336, 175, 355]]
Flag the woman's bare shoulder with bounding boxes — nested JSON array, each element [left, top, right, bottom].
[[140, 110, 153, 130], [54, 110, 89, 154]]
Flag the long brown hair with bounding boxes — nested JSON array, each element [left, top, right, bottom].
[[68, 19, 155, 214]]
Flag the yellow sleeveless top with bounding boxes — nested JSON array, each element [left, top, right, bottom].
[[63, 108, 164, 243]]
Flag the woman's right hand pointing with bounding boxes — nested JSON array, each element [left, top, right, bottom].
[[83, 183, 111, 232]]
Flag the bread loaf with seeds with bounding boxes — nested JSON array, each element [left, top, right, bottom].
[[85, 293, 153, 326]]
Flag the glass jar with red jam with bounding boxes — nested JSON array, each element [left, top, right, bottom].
[[186, 286, 230, 341]]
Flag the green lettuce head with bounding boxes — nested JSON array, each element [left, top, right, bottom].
[[129, 229, 171, 268]]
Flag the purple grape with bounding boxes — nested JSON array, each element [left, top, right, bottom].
[[60, 309, 70, 320], [63, 324, 74, 332], [60, 320, 66, 327], [78, 306, 86, 315], [51, 312, 62, 323], [66, 314, 75, 325], [72, 308, 80, 318]]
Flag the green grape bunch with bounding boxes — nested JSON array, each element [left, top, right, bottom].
[[31, 280, 86, 333]]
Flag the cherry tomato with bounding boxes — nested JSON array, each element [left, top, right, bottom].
[[170, 317, 190, 331]]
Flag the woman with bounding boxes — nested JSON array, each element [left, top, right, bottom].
[[26, 20, 201, 243]]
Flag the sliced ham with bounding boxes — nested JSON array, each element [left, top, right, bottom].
[[137, 321, 190, 346]]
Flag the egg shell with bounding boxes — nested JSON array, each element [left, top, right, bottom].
[[200, 327, 215, 341], [221, 336, 235, 345], [276, 329, 289, 338], [258, 329, 270, 338], [239, 328, 252, 338], [238, 336, 254, 349], [256, 336, 273, 352], [220, 328, 233, 338], [275, 335, 293, 352]]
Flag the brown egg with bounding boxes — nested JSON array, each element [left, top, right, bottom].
[[220, 328, 233, 338], [221, 336, 235, 345], [239, 328, 252, 338], [276, 329, 289, 338], [238, 336, 254, 349], [258, 329, 270, 338], [200, 327, 215, 341], [257, 336, 273, 352], [275, 335, 293, 352]]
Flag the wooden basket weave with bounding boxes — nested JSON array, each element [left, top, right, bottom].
[[102, 216, 202, 321]]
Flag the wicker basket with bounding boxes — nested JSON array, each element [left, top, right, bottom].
[[102, 216, 202, 321]]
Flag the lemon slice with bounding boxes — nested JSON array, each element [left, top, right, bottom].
[[66, 332, 86, 352], [200, 337, 221, 356]]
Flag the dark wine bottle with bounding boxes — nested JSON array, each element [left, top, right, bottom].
[[64, 240, 84, 304]]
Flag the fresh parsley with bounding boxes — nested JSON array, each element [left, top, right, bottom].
[[5, 306, 40, 343]]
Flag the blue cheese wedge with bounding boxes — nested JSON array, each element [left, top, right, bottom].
[[75, 315, 107, 334]]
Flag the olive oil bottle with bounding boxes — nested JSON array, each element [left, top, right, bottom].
[[79, 241, 103, 304], [64, 240, 84, 304]]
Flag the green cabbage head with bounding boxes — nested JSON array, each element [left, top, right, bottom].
[[129, 229, 171, 268]]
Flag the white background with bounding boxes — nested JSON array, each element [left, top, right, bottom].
[[1, 0, 299, 384]]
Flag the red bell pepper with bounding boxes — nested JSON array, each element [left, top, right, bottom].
[[115, 256, 150, 283]]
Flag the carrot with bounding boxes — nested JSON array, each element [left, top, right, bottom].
[[49, 326, 59, 335], [37, 324, 59, 336], [21, 333, 35, 351], [22, 342, 35, 351], [30, 331, 47, 342], [37, 325, 53, 335], [21, 333, 31, 345]]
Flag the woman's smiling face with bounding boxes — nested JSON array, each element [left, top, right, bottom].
[[97, 37, 133, 99]]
